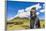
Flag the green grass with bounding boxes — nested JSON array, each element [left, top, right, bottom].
[[40, 20, 45, 28], [7, 17, 45, 30]]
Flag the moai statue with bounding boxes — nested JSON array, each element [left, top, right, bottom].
[[30, 7, 40, 29]]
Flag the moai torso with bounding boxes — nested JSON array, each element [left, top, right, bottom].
[[30, 11, 37, 20], [30, 11, 40, 28]]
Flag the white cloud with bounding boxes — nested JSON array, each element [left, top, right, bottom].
[[16, 9, 30, 18], [25, 3, 41, 12], [18, 12, 28, 18], [16, 4, 41, 18], [8, 3, 42, 20], [16, 9, 25, 17], [40, 9, 45, 13], [36, 12, 40, 15], [18, 9, 24, 13]]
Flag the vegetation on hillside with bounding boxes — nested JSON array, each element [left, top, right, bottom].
[[7, 17, 45, 30]]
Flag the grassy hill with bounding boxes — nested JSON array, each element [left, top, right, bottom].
[[7, 17, 45, 30]]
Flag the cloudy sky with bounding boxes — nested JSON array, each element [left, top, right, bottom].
[[7, 1, 45, 20]]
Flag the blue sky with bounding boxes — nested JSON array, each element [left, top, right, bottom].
[[7, 1, 45, 20]]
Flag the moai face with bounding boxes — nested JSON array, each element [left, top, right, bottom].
[[31, 9, 35, 13], [31, 7, 36, 13]]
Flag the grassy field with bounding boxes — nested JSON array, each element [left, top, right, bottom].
[[7, 17, 45, 30], [40, 20, 45, 28]]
